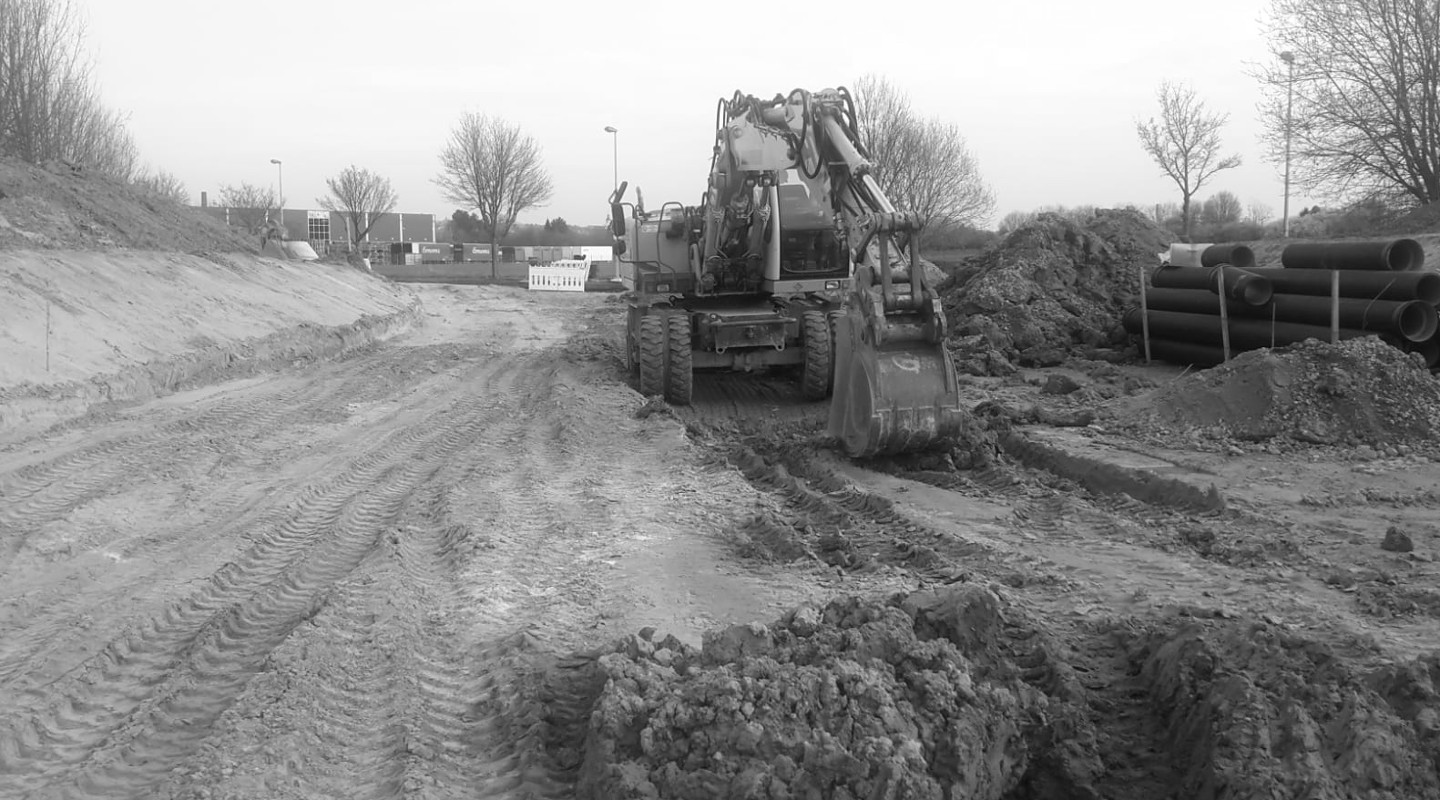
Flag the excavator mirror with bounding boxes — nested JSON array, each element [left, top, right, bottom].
[[610, 204, 626, 237]]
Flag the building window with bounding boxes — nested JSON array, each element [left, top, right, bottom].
[[308, 216, 330, 242]]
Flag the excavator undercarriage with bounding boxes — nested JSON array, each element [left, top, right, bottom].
[[610, 86, 965, 457]]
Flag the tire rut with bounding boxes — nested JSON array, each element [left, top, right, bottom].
[[0, 345, 447, 566], [0, 358, 521, 798]]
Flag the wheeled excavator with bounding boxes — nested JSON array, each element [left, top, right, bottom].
[[608, 86, 967, 457]]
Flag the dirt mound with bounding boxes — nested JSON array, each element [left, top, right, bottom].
[[571, 585, 1104, 800], [556, 590, 1440, 800], [0, 156, 255, 252], [1105, 337, 1440, 448], [942, 208, 1170, 375], [1129, 619, 1440, 799]]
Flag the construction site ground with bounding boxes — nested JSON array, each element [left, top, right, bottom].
[[2, 245, 1439, 797], [3, 158, 1439, 798]]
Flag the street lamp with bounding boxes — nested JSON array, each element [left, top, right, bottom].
[[603, 126, 618, 193], [603, 127, 620, 281], [1280, 51, 1295, 238], [270, 158, 283, 230]]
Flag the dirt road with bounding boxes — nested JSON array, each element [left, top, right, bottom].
[[0, 285, 845, 799], [4, 284, 1440, 799]]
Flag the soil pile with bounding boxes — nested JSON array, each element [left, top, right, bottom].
[[558, 591, 1440, 800], [0, 156, 255, 252], [571, 585, 1105, 800], [1104, 337, 1440, 447], [1129, 619, 1440, 799], [941, 209, 1171, 375]]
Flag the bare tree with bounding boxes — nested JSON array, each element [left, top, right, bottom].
[[1201, 190, 1244, 226], [318, 165, 398, 253], [434, 112, 553, 278], [997, 209, 1037, 236], [1246, 201, 1274, 225], [218, 182, 281, 233], [1255, 0, 1440, 206], [0, 0, 138, 177], [1136, 81, 1242, 241], [132, 167, 188, 205], [850, 74, 996, 244]]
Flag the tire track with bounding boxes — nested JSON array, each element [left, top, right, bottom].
[[146, 354, 574, 800], [0, 345, 500, 687], [0, 359, 520, 799], [0, 345, 443, 564]]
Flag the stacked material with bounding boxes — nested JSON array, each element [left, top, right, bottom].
[[1124, 240, 1440, 368]]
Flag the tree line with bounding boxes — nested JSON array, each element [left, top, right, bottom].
[[0, 0, 186, 203], [11, 0, 1437, 256], [1134, 0, 1440, 242]]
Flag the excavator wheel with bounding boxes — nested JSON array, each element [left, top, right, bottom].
[[623, 316, 639, 377], [622, 309, 639, 376], [827, 304, 966, 458], [664, 314, 693, 405], [637, 314, 667, 397], [800, 309, 832, 401]]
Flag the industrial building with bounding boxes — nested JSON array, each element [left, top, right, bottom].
[[195, 202, 611, 268]]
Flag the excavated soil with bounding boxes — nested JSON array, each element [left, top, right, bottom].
[[941, 209, 1170, 374], [1103, 337, 1440, 449], [562, 587, 1440, 800]]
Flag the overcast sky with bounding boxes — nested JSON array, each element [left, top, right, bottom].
[[74, 0, 1306, 228]]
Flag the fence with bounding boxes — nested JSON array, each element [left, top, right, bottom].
[[527, 260, 589, 292]]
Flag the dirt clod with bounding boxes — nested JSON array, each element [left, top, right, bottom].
[[1384, 526, 1416, 553]]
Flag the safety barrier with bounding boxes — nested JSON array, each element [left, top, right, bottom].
[[527, 259, 589, 292]]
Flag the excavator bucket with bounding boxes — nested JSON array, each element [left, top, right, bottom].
[[827, 300, 968, 458]]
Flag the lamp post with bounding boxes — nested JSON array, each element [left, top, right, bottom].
[[1280, 51, 1295, 238], [604, 126, 620, 281], [603, 126, 618, 193], [270, 158, 283, 231]]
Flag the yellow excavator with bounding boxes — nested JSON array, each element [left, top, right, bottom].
[[608, 86, 966, 457]]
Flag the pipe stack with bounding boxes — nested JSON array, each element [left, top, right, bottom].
[[1126, 239, 1440, 368]]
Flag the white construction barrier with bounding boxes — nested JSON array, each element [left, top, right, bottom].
[[527, 259, 589, 292]]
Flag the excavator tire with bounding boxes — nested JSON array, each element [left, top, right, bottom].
[[623, 308, 639, 377], [664, 314, 693, 405], [800, 309, 832, 400], [637, 314, 666, 397]]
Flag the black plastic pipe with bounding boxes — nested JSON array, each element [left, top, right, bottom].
[[1200, 244, 1256, 270], [1281, 238, 1425, 271], [1243, 267, 1440, 304], [1146, 339, 1228, 367], [1123, 308, 1377, 350], [1403, 335, 1440, 368], [1150, 265, 1273, 306], [1143, 287, 1438, 342]]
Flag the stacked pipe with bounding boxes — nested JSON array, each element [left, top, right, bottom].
[[1124, 239, 1440, 369]]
